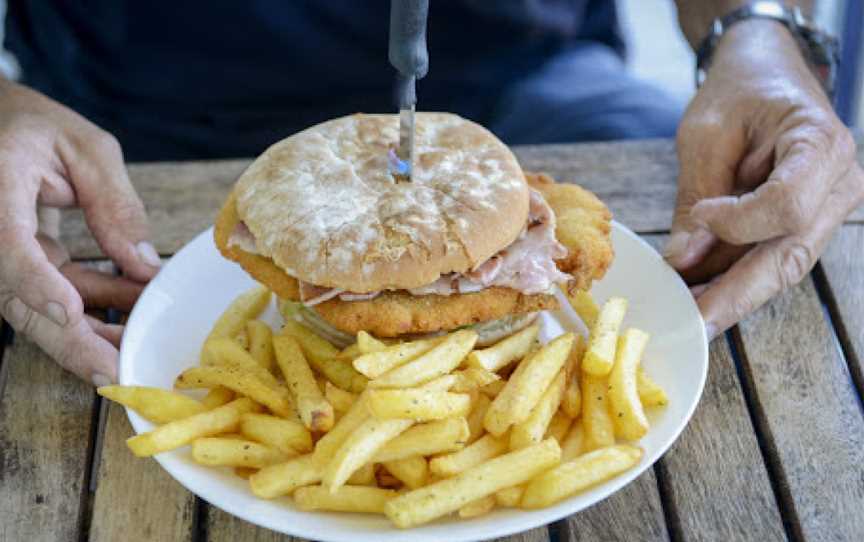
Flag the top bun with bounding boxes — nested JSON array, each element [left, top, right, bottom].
[[232, 113, 529, 292]]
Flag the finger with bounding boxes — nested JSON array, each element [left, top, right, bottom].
[[691, 127, 855, 244], [664, 112, 747, 269], [698, 165, 862, 336], [84, 314, 124, 348], [60, 262, 144, 312], [2, 295, 117, 384], [57, 129, 161, 282], [678, 242, 752, 285], [0, 180, 84, 327]]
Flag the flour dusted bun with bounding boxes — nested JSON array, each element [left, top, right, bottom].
[[230, 113, 529, 292]]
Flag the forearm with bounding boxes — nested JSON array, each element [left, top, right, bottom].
[[674, 1, 815, 49]]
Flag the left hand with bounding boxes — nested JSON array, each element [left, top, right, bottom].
[[664, 19, 864, 339]]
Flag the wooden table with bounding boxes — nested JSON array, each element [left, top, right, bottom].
[[2, 139, 863, 542]]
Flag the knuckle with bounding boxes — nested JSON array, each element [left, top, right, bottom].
[[88, 129, 123, 157], [676, 113, 723, 147], [777, 242, 814, 291], [779, 190, 812, 234]]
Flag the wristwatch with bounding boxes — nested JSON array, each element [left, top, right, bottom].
[[695, 1, 839, 99]]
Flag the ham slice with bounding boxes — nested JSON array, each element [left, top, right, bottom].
[[229, 189, 571, 306]]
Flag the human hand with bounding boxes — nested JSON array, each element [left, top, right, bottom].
[[664, 20, 864, 339], [0, 80, 161, 384]]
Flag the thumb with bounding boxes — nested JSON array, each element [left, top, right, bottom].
[[60, 129, 161, 282], [664, 115, 747, 269]]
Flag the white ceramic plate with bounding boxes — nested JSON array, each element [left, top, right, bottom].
[[120, 221, 708, 542]]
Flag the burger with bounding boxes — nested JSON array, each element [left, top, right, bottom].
[[215, 113, 612, 347]]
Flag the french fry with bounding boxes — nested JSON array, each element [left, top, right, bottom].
[[234, 329, 250, 350], [353, 337, 441, 379], [312, 356, 368, 394], [357, 330, 389, 354], [249, 454, 321, 498], [347, 462, 377, 486], [637, 368, 669, 407], [366, 389, 471, 421], [312, 393, 370, 464], [458, 495, 495, 518], [429, 433, 508, 478], [294, 485, 397, 514], [419, 374, 458, 391], [234, 467, 257, 479], [325, 382, 357, 414], [466, 393, 492, 444], [521, 445, 642, 508], [246, 320, 275, 372], [126, 398, 258, 457], [494, 485, 524, 508], [377, 471, 403, 489], [451, 368, 499, 393], [323, 417, 414, 493], [336, 342, 362, 361], [465, 323, 539, 372], [581, 375, 615, 451], [192, 437, 289, 468], [97, 386, 205, 423], [281, 320, 340, 363], [510, 370, 566, 450], [609, 329, 651, 440], [273, 335, 335, 432], [384, 438, 561, 528], [561, 423, 585, 461], [175, 365, 294, 419], [567, 290, 600, 329], [369, 330, 478, 389], [202, 337, 282, 388], [373, 418, 469, 462], [484, 333, 574, 437], [240, 412, 313, 454], [561, 336, 586, 418], [201, 286, 271, 363], [479, 379, 506, 398], [582, 297, 627, 376], [383, 456, 428, 489], [201, 386, 235, 409], [545, 410, 573, 444]]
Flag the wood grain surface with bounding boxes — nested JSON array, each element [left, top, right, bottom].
[[206, 506, 309, 542], [88, 402, 196, 542], [735, 278, 864, 541], [0, 338, 96, 542]]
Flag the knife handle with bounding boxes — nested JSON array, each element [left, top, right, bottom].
[[389, 0, 429, 107]]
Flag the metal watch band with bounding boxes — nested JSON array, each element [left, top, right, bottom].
[[695, 1, 839, 98]]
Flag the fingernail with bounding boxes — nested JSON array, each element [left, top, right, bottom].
[[45, 301, 68, 327], [92, 373, 113, 388], [704, 322, 717, 340], [663, 232, 691, 260], [136, 241, 162, 268]]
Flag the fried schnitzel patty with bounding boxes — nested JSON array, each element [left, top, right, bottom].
[[525, 173, 613, 294], [215, 172, 612, 335], [308, 287, 557, 338]]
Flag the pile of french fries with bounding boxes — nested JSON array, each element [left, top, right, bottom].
[[99, 285, 669, 529]]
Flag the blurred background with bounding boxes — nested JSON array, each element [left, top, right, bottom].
[[0, 1, 860, 133]]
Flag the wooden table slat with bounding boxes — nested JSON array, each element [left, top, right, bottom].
[[60, 140, 864, 259], [0, 338, 97, 541], [656, 338, 787, 542], [735, 277, 864, 541], [818, 225, 864, 404], [563, 470, 669, 542], [88, 402, 196, 541], [492, 528, 550, 542], [639, 234, 787, 542]]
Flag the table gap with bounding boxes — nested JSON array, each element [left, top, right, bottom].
[[76, 385, 104, 542], [811, 262, 864, 417], [728, 327, 803, 542], [0, 320, 12, 399], [193, 498, 209, 542], [651, 462, 684, 542], [548, 519, 566, 542]]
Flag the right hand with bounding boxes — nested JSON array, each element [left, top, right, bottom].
[[0, 80, 161, 385]]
